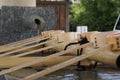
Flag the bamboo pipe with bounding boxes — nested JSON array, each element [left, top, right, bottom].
[[18, 32, 119, 69], [86, 31, 120, 68], [0, 30, 63, 49], [0, 30, 62, 46], [0, 35, 43, 48], [20, 44, 109, 80], [0, 31, 76, 57], [11, 40, 76, 57], [0, 30, 119, 77], [73, 31, 120, 68], [0, 37, 49, 53], [0, 43, 92, 76], [76, 31, 120, 68], [0, 56, 75, 68], [0, 30, 65, 53], [0, 40, 56, 57], [7, 32, 77, 57], [0, 30, 63, 51]]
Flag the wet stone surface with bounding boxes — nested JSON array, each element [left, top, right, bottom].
[[36, 66, 120, 80]]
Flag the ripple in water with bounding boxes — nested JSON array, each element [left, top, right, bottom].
[[98, 73, 120, 80]]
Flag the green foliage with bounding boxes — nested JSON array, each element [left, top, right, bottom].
[[69, 0, 120, 31]]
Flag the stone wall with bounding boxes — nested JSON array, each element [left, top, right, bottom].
[[0, 6, 55, 45], [0, 10, 1, 30]]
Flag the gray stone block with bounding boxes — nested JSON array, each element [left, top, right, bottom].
[[0, 6, 55, 45], [0, 10, 2, 33]]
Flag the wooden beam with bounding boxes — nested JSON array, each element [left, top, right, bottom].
[[0, 43, 92, 75], [0, 40, 56, 57], [21, 45, 109, 80]]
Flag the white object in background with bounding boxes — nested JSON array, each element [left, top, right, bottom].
[[77, 26, 88, 33], [113, 14, 120, 31], [75, 26, 88, 39], [74, 32, 79, 40], [81, 26, 88, 33], [77, 26, 82, 33]]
